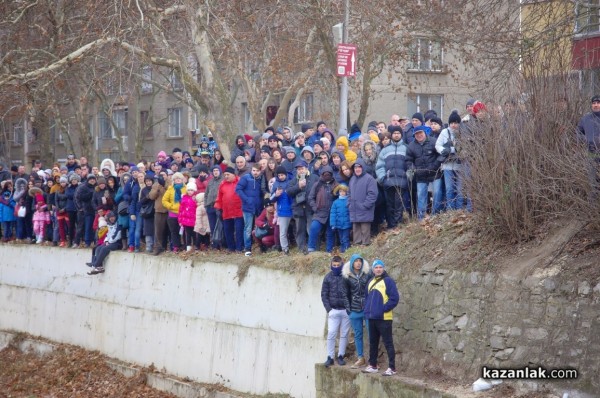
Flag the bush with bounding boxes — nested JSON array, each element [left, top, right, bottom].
[[460, 76, 599, 241]]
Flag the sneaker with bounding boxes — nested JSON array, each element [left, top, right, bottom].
[[323, 356, 334, 368], [128, 246, 134, 253], [134, 248, 141, 253], [352, 357, 366, 368], [382, 368, 397, 376], [244, 251, 252, 256], [87, 266, 105, 275], [283, 248, 289, 255], [337, 355, 346, 366], [85, 262, 93, 268], [59, 241, 66, 248], [362, 365, 379, 374]]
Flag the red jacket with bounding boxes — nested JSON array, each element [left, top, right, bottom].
[[215, 176, 242, 219]]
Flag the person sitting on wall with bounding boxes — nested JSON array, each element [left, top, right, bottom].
[[87, 211, 122, 275]]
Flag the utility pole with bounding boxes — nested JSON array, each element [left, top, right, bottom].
[[337, 0, 350, 137]]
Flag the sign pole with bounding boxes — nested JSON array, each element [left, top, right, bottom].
[[338, 0, 350, 137]]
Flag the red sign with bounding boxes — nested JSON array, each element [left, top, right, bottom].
[[336, 44, 357, 77]]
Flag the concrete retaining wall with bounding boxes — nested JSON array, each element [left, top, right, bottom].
[[0, 246, 325, 398]]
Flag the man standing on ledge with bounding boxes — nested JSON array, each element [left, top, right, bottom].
[[362, 259, 400, 376], [321, 255, 350, 368]]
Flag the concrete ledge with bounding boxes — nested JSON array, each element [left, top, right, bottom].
[[315, 364, 457, 398]]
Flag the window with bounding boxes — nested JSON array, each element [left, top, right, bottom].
[[576, 0, 600, 35], [408, 38, 443, 72], [98, 112, 111, 139], [112, 109, 127, 138], [12, 123, 23, 145], [407, 94, 443, 118], [50, 121, 67, 143], [168, 108, 182, 137], [141, 65, 153, 94], [140, 111, 153, 138], [241, 103, 257, 133], [295, 93, 313, 123], [170, 71, 183, 91]]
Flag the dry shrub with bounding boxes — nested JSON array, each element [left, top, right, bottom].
[[462, 74, 599, 242]]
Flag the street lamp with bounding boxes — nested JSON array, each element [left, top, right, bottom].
[[334, 0, 350, 137]]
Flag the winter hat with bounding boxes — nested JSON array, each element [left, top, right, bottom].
[[282, 146, 295, 155], [264, 126, 275, 134], [592, 95, 600, 103], [423, 110, 437, 122], [144, 174, 154, 183], [448, 111, 461, 124], [472, 101, 487, 115], [224, 166, 236, 175], [388, 125, 402, 134], [157, 150, 167, 158], [430, 116, 444, 127], [301, 123, 313, 133], [35, 193, 45, 205], [186, 178, 197, 191], [184, 158, 194, 165], [211, 165, 222, 173], [96, 176, 106, 185], [267, 135, 280, 142], [172, 172, 184, 181], [412, 112, 424, 123], [244, 134, 253, 143], [294, 131, 305, 140], [86, 174, 97, 182], [59, 176, 68, 184], [466, 98, 476, 107], [372, 259, 385, 269], [275, 166, 287, 176], [197, 165, 209, 174]]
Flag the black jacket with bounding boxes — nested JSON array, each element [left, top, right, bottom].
[[406, 136, 442, 183], [286, 172, 318, 218], [321, 270, 346, 313]]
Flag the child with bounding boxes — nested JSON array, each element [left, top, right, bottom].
[[194, 192, 210, 250], [270, 166, 293, 255], [330, 183, 351, 253], [30, 187, 50, 244], [178, 178, 198, 252], [321, 255, 350, 367], [87, 211, 122, 275]]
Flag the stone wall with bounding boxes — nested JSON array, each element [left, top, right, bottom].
[[392, 262, 600, 394]]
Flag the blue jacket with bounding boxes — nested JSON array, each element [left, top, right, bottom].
[[0, 191, 16, 222], [236, 173, 264, 215], [271, 177, 293, 217], [329, 196, 351, 230], [129, 182, 142, 215], [364, 271, 400, 321], [376, 140, 408, 189]]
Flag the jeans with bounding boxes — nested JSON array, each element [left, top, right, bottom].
[[349, 311, 366, 358], [334, 228, 350, 252], [444, 169, 472, 211], [308, 220, 334, 252], [128, 213, 142, 249], [368, 319, 395, 370], [206, 206, 219, 249], [293, 213, 312, 252], [242, 211, 254, 251], [2, 221, 14, 239], [432, 178, 444, 214], [327, 309, 351, 359], [223, 217, 244, 251], [83, 213, 94, 245], [16, 218, 25, 239]]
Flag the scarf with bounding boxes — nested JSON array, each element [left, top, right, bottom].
[[174, 183, 183, 203], [330, 264, 342, 276]]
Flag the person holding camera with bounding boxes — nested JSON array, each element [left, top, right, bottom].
[[287, 160, 317, 255]]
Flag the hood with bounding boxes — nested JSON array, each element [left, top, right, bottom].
[[342, 253, 370, 278], [336, 136, 350, 151], [360, 140, 379, 162], [320, 165, 334, 176], [330, 150, 346, 162], [353, 157, 368, 171]]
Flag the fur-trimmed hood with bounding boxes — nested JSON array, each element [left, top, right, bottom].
[[99, 158, 117, 177], [342, 253, 370, 278], [28, 186, 44, 197], [360, 139, 379, 164]]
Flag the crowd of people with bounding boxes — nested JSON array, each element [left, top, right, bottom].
[[2, 95, 598, 273]]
